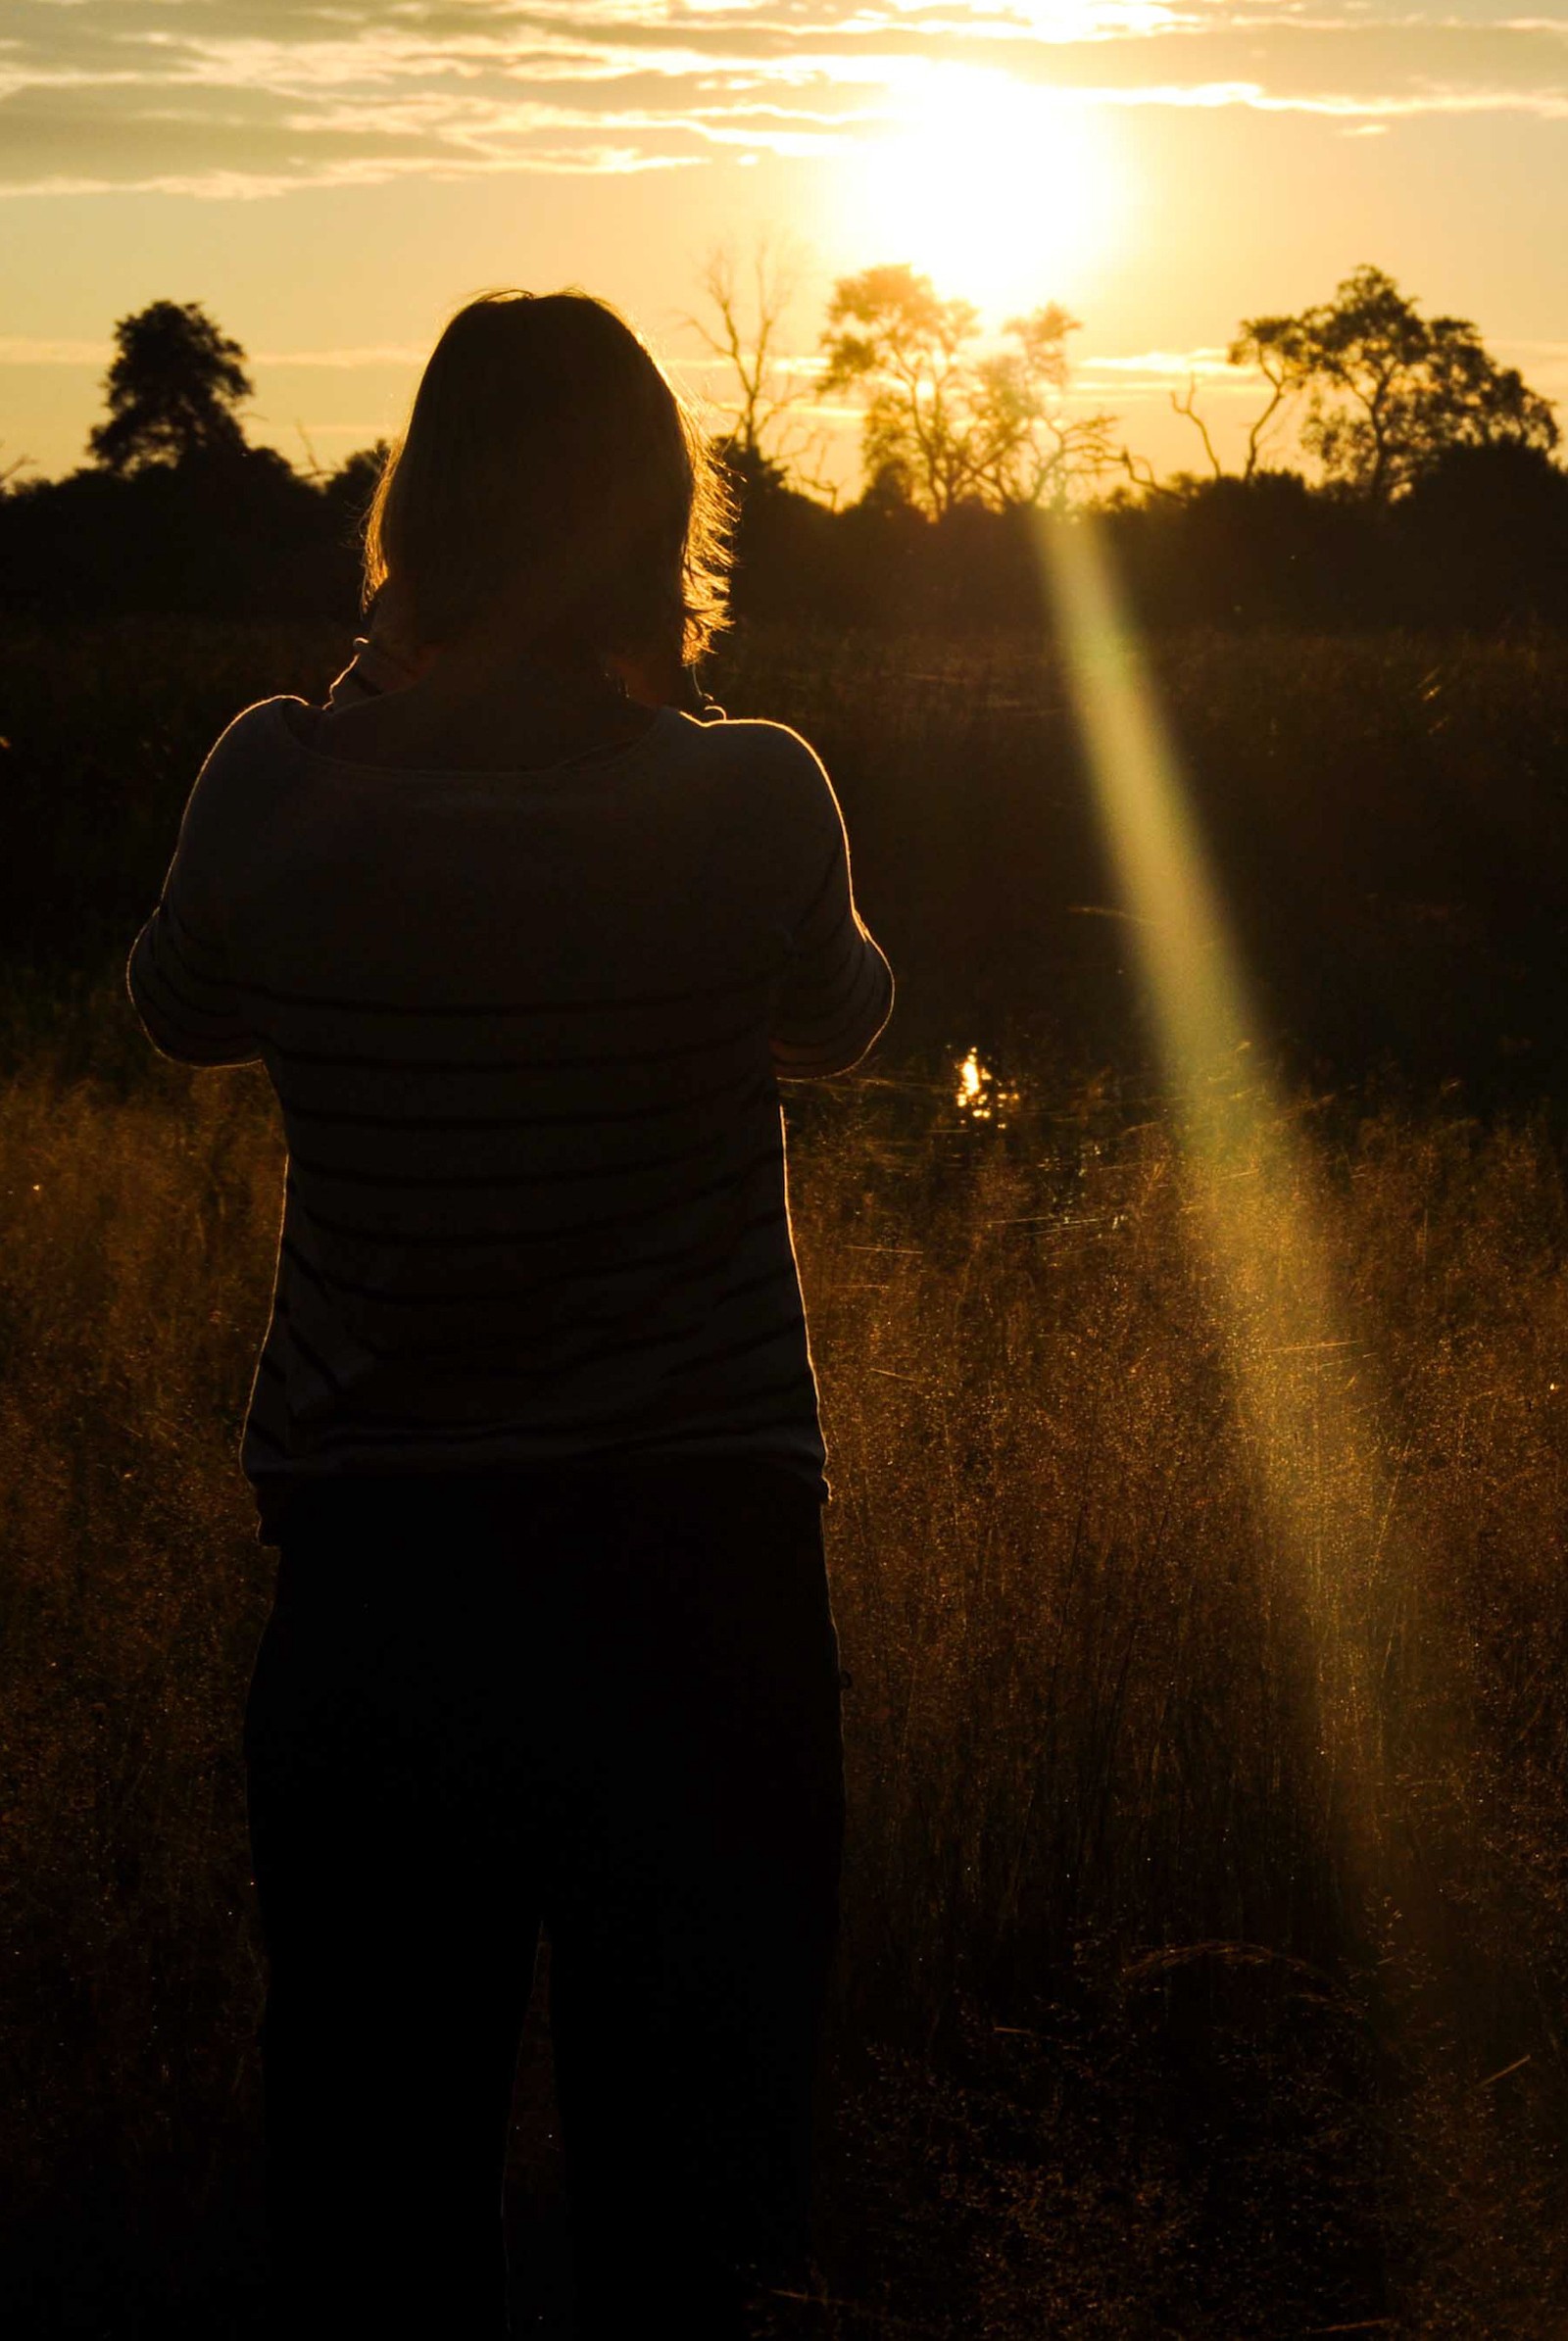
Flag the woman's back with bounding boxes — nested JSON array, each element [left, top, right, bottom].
[[128, 692, 892, 1533]]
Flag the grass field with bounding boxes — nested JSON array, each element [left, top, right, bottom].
[[4, 622, 1568, 2334]]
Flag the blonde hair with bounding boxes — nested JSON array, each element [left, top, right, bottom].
[[364, 290, 731, 664]]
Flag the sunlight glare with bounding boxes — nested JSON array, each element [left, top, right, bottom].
[[856, 70, 1118, 319]]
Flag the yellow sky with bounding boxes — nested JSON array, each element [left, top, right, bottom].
[[3, 1, 1566, 490]]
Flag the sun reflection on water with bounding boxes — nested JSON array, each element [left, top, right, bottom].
[[954, 1047, 1022, 1127]]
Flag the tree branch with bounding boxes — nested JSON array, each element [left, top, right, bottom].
[[1170, 375, 1222, 480], [1244, 355, 1289, 482], [1116, 446, 1184, 503]]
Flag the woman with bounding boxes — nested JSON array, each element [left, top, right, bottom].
[[126, 290, 893, 2339]]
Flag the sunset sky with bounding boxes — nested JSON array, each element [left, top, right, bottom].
[[4, 0, 1566, 491]]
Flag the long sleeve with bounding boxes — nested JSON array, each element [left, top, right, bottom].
[[129, 622, 424, 1063], [770, 759, 893, 1080], [127, 904, 259, 1066], [126, 732, 261, 1068]]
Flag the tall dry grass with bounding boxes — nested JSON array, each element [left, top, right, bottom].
[[4, 1008, 1568, 2334]]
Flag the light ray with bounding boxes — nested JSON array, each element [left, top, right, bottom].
[[1042, 518, 1430, 1927]]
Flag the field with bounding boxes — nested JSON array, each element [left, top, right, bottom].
[[4, 620, 1568, 2335]]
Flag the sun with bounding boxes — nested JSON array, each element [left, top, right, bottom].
[[853, 68, 1120, 321]]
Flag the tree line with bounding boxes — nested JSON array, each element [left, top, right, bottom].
[[1, 262, 1565, 634], [797, 258, 1556, 514]]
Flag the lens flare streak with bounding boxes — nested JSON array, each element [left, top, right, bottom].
[[1042, 518, 1439, 1915]]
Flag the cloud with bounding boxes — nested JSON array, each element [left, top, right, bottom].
[[2, 0, 1566, 195], [0, 335, 109, 363], [1070, 330, 1568, 404]]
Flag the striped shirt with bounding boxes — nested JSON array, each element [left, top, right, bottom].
[[127, 689, 893, 1534]]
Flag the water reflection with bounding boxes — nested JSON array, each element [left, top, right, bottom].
[[954, 1048, 1022, 1128]]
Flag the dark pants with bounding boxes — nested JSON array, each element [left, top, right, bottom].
[[242, 1461, 845, 2340]]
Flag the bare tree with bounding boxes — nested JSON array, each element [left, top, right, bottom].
[[1238, 348, 1292, 480], [1170, 377, 1221, 480], [1118, 347, 1294, 500], [683, 236, 815, 466]]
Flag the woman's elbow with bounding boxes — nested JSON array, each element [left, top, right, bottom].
[[771, 971, 893, 1080]]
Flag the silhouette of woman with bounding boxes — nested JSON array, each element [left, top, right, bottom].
[[126, 290, 893, 2340]]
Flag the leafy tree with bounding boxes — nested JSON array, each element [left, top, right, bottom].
[[820, 266, 979, 517], [819, 264, 1115, 518], [968, 307, 1119, 511], [1233, 265, 1558, 505], [89, 299, 253, 473]]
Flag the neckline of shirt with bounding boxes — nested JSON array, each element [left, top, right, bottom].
[[270, 694, 680, 782]]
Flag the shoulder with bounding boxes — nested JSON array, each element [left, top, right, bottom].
[[203, 694, 312, 768], [168, 699, 313, 868], [678, 710, 824, 766], [663, 710, 837, 824], [185, 696, 310, 808], [191, 694, 310, 784]]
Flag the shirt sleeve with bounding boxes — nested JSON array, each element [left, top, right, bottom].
[[126, 724, 262, 1068], [770, 746, 893, 1080]]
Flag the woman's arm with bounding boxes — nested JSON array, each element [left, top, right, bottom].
[[126, 723, 263, 1067], [771, 752, 893, 1080], [127, 902, 259, 1067]]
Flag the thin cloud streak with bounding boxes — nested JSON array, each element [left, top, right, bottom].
[[0, 337, 111, 365], [1086, 347, 1232, 366]]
